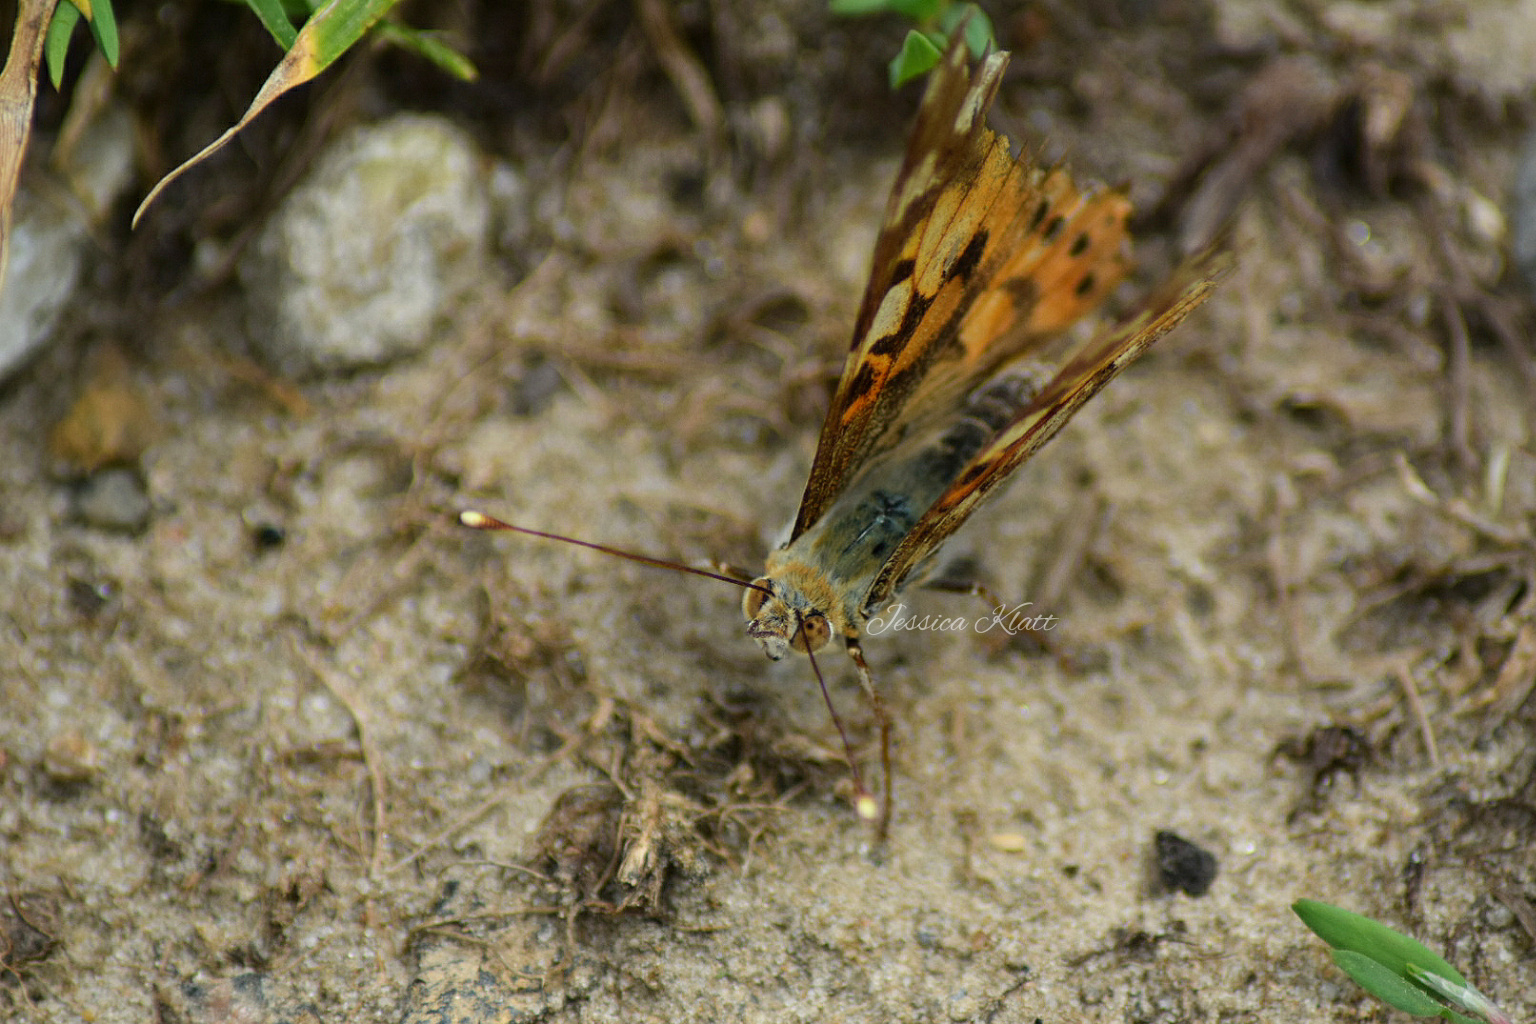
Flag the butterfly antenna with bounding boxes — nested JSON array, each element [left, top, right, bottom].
[[461, 511, 878, 822], [460, 510, 771, 596], [800, 615, 881, 824]]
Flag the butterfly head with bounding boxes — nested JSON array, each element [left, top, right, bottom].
[[743, 578, 834, 661]]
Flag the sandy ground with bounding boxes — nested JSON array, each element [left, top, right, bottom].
[[3, 2, 1535, 1022]]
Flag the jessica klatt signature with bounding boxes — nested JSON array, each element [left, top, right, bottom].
[[864, 602, 1060, 637]]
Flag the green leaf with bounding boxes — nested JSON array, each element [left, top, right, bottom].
[[1293, 900, 1469, 990], [374, 22, 478, 81], [83, 0, 118, 68], [301, 0, 400, 73], [1332, 950, 1448, 1017], [828, 0, 898, 15], [887, 28, 942, 87], [244, 0, 300, 49], [136, 0, 401, 226], [888, 0, 946, 19], [940, 2, 994, 57], [44, 1, 82, 90], [830, 0, 946, 19]]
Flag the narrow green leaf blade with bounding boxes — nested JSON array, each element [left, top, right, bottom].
[[374, 22, 478, 81], [82, 0, 117, 67], [44, 1, 82, 90], [828, 0, 896, 15], [888, 28, 941, 87], [1293, 900, 1469, 988], [244, 0, 300, 49], [1332, 950, 1446, 1017], [302, 0, 400, 75], [940, 2, 994, 57], [888, 0, 946, 19]]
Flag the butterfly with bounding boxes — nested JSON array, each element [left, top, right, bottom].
[[462, 38, 1230, 833]]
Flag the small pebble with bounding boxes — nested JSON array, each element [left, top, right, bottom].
[[49, 349, 156, 473], [251, 523, 286, 551], [0, 101, 136, 385], [1154, 830, 1219, 897], [71, 467, 150, 533], [988, 832, 1028, 853], [44, 730, 99, 783], [946, 991, 979, 1021], [1483, 901, 1515, 930], [0, 194, 88, 384]]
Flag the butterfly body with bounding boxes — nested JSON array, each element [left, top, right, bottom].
[[743, 43, 1227, 685], [744, 371, 1042, 659]]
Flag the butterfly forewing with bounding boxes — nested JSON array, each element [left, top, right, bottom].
[[790, 46, 1013, 539], [791, 44, 1143, 544], [861, 243, 1233, 615]]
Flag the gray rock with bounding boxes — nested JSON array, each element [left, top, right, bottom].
[[71, 467, 150, 534], [0, 192, 88, 383], [1513, 129, 1536, 293], [56, 102, 137, 224], [0, 102, 136, 384], [240, 115, 492, 376]]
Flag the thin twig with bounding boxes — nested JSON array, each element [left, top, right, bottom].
[[1394, 452, 1528, 546], [1438, 293, 1475, 474], [633, 0, 723, 145], [294, 641, 389, 880], [383, 792, 511, 877], [1266, 476, 1316, 682], [1394, 663, 1440, 768]]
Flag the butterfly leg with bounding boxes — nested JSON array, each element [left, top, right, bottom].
[[923, 574, 1006, 614], [845, 637, 893, 840]]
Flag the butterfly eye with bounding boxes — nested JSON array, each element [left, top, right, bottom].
[[742, 580, 772, 620], [792, 612, 832, 653]]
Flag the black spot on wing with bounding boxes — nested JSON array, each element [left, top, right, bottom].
[[1003, 276, 1038, 305], [849, 257, 919, 352], [1028, 200, 1050, 233], [868, 287, 936, 356], [844, 362, 879, 407], [883, 360, 924, 400], [947, 229, 989, 283], [1043, 215, 1066, 242], [1075, 272, 1097, 297], [1070, 232, 1091, 257]]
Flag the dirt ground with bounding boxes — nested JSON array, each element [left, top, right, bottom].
[[3, 1, 1535, 1022]]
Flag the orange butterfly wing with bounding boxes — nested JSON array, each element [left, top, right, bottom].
[[790, 42, 1137, 542]]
